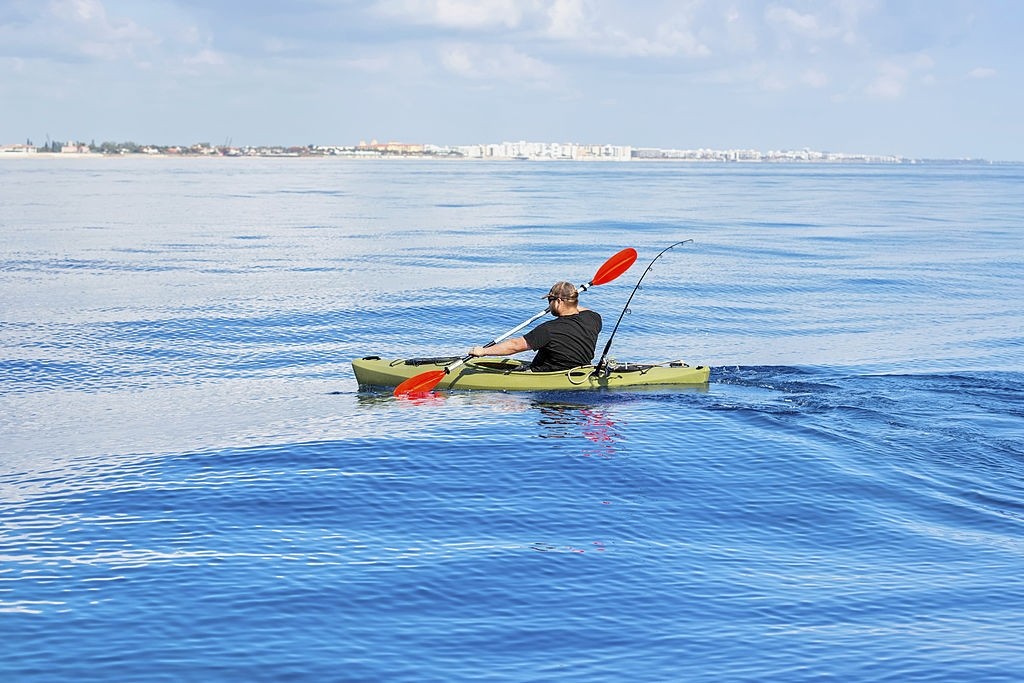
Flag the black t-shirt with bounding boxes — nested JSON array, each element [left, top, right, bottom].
[[523, 310, 602, 372]]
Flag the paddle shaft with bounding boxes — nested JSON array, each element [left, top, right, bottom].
[[443, 280, 602, 376]]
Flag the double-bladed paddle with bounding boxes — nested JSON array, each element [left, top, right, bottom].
[[393, 247, 638, 396]]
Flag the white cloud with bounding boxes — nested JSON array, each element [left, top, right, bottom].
[[650, 22, 711, 58], [762, 1, 877, 54], [800, 68, 829, 88], [723, 5, 759, 52], [49, 0, 104, 23], [373, 0, 529, 30], [374, 1, 714, 59], [439, 43, 556, 86], [542, 2, 712, 58], [866, 63, 908, 98], [967, 66, 996, 79], [440, 45, 475, 76], [46, 0, 158, 61], [759, 73, 787, 91], [866, 53, 934, 99], [545, 0, 586, 40], [765, 6, 822, 36], [183, 48, 226, 67], [911, 53, 934, 70], [3, 57, 26, 74], [866, 64, 917, 98], [865, 77, 902, 98]]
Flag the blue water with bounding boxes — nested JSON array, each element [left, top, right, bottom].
[[2, 158, 1023, 681]]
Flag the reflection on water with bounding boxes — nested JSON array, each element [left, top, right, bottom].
[[352, 391, 447, 407], [535, 402, 620, 459], [354, 390, 624, 457], [352, 382, 708, 406]]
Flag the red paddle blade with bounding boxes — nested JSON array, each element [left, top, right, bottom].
[[393, 369, 446, 396], [590, 247, 637, 286]]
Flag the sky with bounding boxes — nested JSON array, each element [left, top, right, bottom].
[[1, 0, 1022, 160]]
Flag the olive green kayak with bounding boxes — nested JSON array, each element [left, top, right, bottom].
[[352, 355, 710, 391]]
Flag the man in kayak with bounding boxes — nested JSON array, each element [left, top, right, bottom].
[[468, 281, 602, 372]]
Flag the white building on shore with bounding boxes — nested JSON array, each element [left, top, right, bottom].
[[455, 141, 632, 160], [0, 144, 38, 155]]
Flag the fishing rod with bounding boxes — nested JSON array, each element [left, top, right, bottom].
[[594, 239, 693, 374]]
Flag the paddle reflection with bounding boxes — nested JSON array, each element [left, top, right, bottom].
[[534, 401, 620, 459], [354, 390, 447, 407]]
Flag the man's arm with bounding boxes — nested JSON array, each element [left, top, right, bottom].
[[468, 337, 530, 357]]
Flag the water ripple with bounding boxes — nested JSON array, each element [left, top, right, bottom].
[[3, 159, 1024, 681]]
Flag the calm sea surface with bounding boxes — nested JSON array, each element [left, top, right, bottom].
[[1, 157, 1023, 681]]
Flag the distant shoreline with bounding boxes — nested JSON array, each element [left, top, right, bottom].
[[0, 152, 1012, 165]]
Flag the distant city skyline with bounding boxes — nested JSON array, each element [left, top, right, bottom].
[[0, 137, 953, 163], [2, 2, 1021, 161]]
